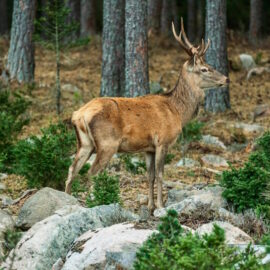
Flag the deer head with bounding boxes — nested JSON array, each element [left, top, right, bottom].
[[172, 18, 229, 90]]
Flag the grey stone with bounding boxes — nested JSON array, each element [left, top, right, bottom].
[[16, 187, 79, 229], [0, 210, 15, 258], [136, 194, 148, 205], [201, 154, 228, 168], [196, 221, 253, 245], [0, 174, 8, 181], [155, 186, 227, 218], [200, 135, 227, 151], [2, 204, 139, 270], [0, 183, 6, 191], [62, 84, 81, 93], [0, 195, 14, 207], [163, 180, 187, 190], [62, 223, 153, 270], [239, 54, 256, 71], [232, 122, 264, 139], [176, 158, 200, 168]]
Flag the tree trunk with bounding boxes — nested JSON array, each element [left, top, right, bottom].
[[0, 0, 8, 35], [204, 0, 230, 113], [172, 0, 180, 33], [187, 0, 196, 42], [80, 0, 96, 37], [7, 0, 36, 83], [160, 0, 172, 35], [249, 0, 262, 45], [148, 0, 162, 34], [197, 0, 204, 39], [100, 0, 125, 97], [66, 0, 80, 40], [125, 0, 149, 97]]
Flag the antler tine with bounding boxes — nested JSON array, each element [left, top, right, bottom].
[[172, 22, 192, 56], [198, 39, 205, 56], [202, 39, 211, 55], [180, 17, 193, 49]]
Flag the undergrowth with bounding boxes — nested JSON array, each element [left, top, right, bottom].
[[134, 210, 266, 270]]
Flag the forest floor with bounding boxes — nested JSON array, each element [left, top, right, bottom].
[[0, 34, 270, 213]]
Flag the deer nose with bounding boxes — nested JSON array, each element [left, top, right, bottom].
[[226, 78, 230, 83]]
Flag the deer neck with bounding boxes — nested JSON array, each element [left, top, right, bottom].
[[167, 68, 204, 126]]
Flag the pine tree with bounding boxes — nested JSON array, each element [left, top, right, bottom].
[[148, 0, 162, 34], [249, 0, 262, 45], [81, 0, 96, 37], [0, 0, 8, 35]]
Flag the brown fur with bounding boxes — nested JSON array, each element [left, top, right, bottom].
[[65, 22, 229, 213]]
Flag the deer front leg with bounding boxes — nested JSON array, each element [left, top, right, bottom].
[[155, 145, 167, 209], [145, 152, 155, 213]]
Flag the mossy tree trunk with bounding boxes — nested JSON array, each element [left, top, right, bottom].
[[0, 0, 8, 35], [148, 0, 162, 34], [100, 0, 125, 97], [7, 0, 36, 83], [204, 0, 230, 113], [125, 0, 149, 97], [249, 0, 262, 45], [80, 0, 96, 38]]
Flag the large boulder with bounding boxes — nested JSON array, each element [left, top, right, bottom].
[[196, 221, 253, 245], [16, 187, 79, 229], [1, 204, 138, 270], [0, 210, 15, 259], [61, 223, 154, 270], [199, 135, 227, 152], [155, 186, 227, 218]]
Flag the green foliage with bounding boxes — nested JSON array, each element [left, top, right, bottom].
[[71, 179, 87, 198], [12, 123, 75, 189], [0, 90, 30, 170], [120, 154, 146, 175], [165, 153, 175, 164], [134, 210, 264, 270], [179, 120, 204, 143], [4, 229, 22, 252], [260, 233, 270, 253], [220, 132, 270, 215], [86, 171, 120, 208]]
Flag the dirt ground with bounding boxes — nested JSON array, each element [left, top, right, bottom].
[[0, 34, 270, 213]]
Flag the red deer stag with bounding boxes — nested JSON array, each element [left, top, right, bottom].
[[65, 18, 229, 212]]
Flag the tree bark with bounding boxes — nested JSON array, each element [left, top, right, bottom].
[[80, 0, 96, 37], [204, 0, 230, 113], [187, 0, 196, 42], [66, 0, 80, 39], [0, 0, 8, 35], [100, 0, 125, 97], [249, 0, 262, 45], [7, 0, 36, 83], [125, 0, 149, 97], [160, 0, 172, 35], [148, 0, 162, 34], [196, 0, 204, 39]]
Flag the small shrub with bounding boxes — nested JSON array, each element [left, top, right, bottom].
[[0, 90, 30, 170], [12, 123, 75, 189], [134, 210, 264, 270], [120, 154, 146, 174], [220, 132, 270, 215], [2, 229, 23, 260], [71, 179, 87, 198], [165, 153, 175, 164], [86, 171, 120, 208], [179, 120, 204, 143]]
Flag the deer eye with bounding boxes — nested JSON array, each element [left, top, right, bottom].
[[201, 68, 208, 73]]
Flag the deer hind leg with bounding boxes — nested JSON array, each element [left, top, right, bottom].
[[145, 152, 155, 213], [155, 145, 168, 209], [88, 143, 118, 177], [65, 127, 94, 194]]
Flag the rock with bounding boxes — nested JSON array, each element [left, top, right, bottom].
[[0, 210, 15, 258], [227, 143, 248, 153], [176, 158, 200, 168], [0, 173, 8, 181], [0, 195, 14, 208], [150, 81, 163, 94], [155, 186, 227, 218], [252, 104, 270, 121], [239, 54, 256, 71], [0, 183, 6, 191], [62, 223, 153, 270], [232, 122, 264, 140], [2, 204, 139, 270], [247, 66, 270, 80], [196, 221, 253, 245], [163, 180, 187, 190], [139, 205, 151, 221], [62, 84, 81, 93], [16, 187, 79, 229], [200, 135, 227, 152], [201, 154, 228, 168], [136, 194, 148, 205]]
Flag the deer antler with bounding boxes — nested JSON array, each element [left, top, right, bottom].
[[172, 17, 211, 58]]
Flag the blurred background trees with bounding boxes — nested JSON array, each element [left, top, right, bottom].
[[1, 0, 270, 111]]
